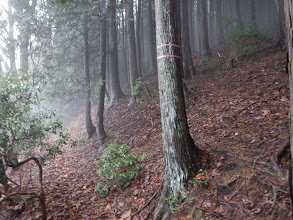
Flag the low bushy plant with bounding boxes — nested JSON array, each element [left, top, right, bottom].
[[133, 77, 150, 100], [96, 140, 146, 196], [0, 71, 69, 164], [225, 21, 270, 58]]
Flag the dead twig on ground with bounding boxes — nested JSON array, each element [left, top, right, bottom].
[[267, 186, 278, 214], [193, 205, 227, 219], [228, 182, 244, 201]]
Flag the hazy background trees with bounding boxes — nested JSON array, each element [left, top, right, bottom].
[[0, 0, 281, 125]]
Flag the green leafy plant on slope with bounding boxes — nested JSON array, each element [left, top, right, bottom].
[[96, 140, 146, 197]]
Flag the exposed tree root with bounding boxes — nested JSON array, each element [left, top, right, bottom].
[[3, 157, 47, 220], [130, 183, 162, 219], [276, 139, 290, 162], [153, 181, 170, 220]]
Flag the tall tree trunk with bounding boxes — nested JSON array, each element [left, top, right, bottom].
[[84, 19, 96, 139], [180, 0, 195, 79], [284, 0, 293, 215], [208, 0, 215, 46], [275, 0, 280, 11], [249, 0, 256, 23], [136, 0, 142, 77], [235, 0, 243, 27], [126, 0, 138, 106], [8, 0, 16, 71], [198, 0, 211, 64], [96, 4, 107, 145], [122, 3, 129, 87], [215, 0, 224, 44], [147, 0, 157, 73], [153, 0, 201, 218], [276, 0, 287, 50], [19, 1, 30, 70], [189, 0, 196, 52], [108, 0, 124, 106]]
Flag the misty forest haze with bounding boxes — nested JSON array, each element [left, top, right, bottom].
[[0, 0, 293, 219]]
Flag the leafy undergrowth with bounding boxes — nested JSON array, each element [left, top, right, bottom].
[[11, 47, 290, 219]]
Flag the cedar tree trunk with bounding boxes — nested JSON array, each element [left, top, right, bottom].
[[108, 0, 124, 106], [154, 0, 201, 218], [284, 0, 293, 215], [126, 0, 138, 106], [96, 5, 107, 145], [84, 19, 96, 139]]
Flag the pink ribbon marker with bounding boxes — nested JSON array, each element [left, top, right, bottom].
[[157, 44, 181, 59], [157, 44, 181, 49], [157, 55, 181, 60], [217, 51, 221, 57]]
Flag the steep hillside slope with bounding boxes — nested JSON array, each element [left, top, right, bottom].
[[17, 47, 290, 220]]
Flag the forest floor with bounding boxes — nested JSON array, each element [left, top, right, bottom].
[[4, 45, 291, 219]]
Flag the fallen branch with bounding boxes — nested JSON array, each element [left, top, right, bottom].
[[5, 157, 46, 220], [228, 182, 244, 201], [194, 205, 226, 219], [131, 183, 162, 219]]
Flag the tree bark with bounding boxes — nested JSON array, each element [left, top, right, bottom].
[[284, 0, 293, 215], [108, 0, 124, 106], [96, 3, 107, 145], [84, 19, 96, 139], [208, 0, 215, 46], [249, 0, 256, 23], [235, 0, 243, 27], [147, 0, 157, 73], [8, 0, 16, 71], [180, 0, 195, 80], [154, 0, 201, 218], [126, 0, 138, 106], [136, 0, 142, 77], [198, 0, 211, 64], [215, 0, 224, 44], [276, 0, 287, 50]]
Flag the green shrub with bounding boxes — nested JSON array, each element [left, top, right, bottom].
[[0, 71, 69, 163], [226, 22, 269, 58], [96, 141, 146, 196], [133, 77, 150, 99]]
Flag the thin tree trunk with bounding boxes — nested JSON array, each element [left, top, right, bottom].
[[96, 3, 107, 145], [126, 0, 138, 106], [235, 0, 243, 27], [108, 0, 124, 106], [209, 0, 215, 46], [121, 4, 129, 87], [141, 0, 146, 74], [8, 0, 16, 71], [136, 0, 142, 77], [198, 0, 211, 64], [84, 19, 96, 139], [215, 0, 224, 44], [276, 0, 287, 50], [189, 0, 196, 52], [249, 0, 256, 23], [147, 0, 157, 73], [153, 0, 201, 218], [180, 0, 195, 79]]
